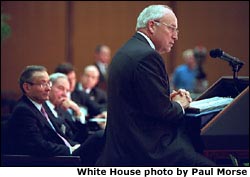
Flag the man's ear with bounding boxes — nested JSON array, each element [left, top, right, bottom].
[[23, 82, 31, 93], [147, 20, 156, 34]]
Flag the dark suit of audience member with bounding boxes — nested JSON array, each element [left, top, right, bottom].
[[71, 89, 105, 118], [44, 103, 88, 144], [7, 65, 104, 166], [87, 87, 107, 106], [96, 5, 215, 166], [8, 95, 77, 156], [8, 94, 104, 166], [94, 63, 107, 90], [93, 44, 111, 91], [6, 65, 81, 157], [76, 82, 107, 107]]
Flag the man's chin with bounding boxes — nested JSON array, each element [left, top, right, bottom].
[[43, 96, 50, 101]]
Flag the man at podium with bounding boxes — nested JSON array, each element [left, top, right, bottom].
[[96, 4, 216, 166]]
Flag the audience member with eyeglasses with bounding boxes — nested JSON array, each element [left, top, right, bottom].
[[7, 65, 77, 155], [6, 65, 104, 166], [96, 4, 216, 166]]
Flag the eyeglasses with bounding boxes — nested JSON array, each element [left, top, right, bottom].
[[154, 20, 179, 34], [26, 81, 52, 88]]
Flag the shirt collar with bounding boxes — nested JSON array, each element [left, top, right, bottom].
[[85, 88, 91, 94], [137, 31, 155, 50], [27, 97, 42, 111], [46, 100, 58, 118], [96, 61, 107, 68]]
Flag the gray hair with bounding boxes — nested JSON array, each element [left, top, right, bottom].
[[49, 72, 68, 85], [19, 65, 47, 94], [136, 5, 173, 30]]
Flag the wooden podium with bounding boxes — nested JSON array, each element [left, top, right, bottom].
[[187, 76, 249, 165]]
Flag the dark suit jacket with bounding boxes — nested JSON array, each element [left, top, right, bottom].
[[96, 33, 205, 166], [75, 82, 107, 107], [44, 104, 88, 144], [88, 87, 107, 107], [94, 63, 108, 91], [7, 95, 76, 156], [71, 89, 106, 117]]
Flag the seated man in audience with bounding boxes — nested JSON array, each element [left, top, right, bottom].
[[76, 65, 107, 107], [7, 65, 104, 166], [45, 72, 88, 143], [55, 63, 107, 130], [8, 65, 80, 156], [54, 63, 107, 118]]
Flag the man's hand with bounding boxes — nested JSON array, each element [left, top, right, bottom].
[[60, 98, 82, 117], [171, 89, 192, 109], [95, 111, 107, 119], [69, 144, 81, 154], [93, 111, 107, 129]]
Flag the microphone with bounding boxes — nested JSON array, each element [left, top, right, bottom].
[[209, 48, 244, 66]]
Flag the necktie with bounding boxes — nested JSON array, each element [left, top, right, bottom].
[[54, 107, 66, 134], [41, 106, 71, 147]]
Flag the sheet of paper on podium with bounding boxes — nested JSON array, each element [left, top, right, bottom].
[[186, 96, 233, 113]]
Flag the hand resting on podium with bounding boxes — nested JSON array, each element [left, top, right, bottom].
[[171, 89, 192, 109]]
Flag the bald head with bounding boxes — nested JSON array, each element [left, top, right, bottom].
[[81, 65, 100, 89], [84, 65, 100, 76]]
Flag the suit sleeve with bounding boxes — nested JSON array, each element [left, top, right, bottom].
[[133, 52, 184, 123]]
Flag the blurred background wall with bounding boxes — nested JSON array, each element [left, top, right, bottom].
[[1, 1, 249, 97]]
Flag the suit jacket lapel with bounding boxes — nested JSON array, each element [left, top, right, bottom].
[[43, 103, 66, 135], [22, 95, 52, 129]]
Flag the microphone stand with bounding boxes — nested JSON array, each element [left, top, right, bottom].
[[229, 61, 243, 80], [229, 61, 244, 97]]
